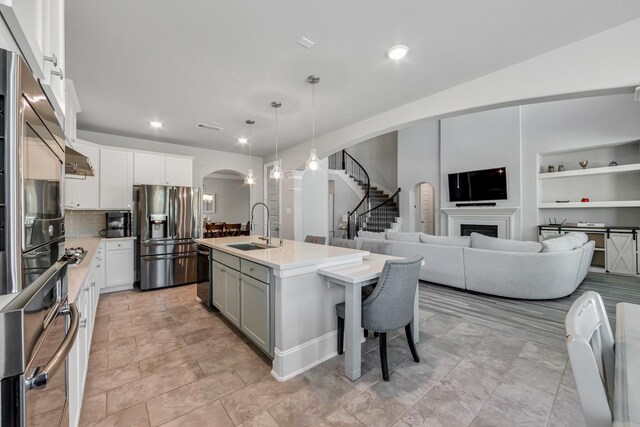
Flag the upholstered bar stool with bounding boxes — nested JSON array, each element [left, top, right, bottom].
[[336, 255, 423, 381], [305, 235, 326, 244]]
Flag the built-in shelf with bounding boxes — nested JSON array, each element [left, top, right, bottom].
[[538, 201, 640, 208], [538, 163, 640, 179]]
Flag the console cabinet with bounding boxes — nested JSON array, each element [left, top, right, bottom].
[[538, 225, 639, 276], [210, 249, 273, 355]]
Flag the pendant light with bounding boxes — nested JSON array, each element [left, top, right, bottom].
[[269, 101, 283, 180], [305, 75, 321, 171], [244, 119, 256, 185]]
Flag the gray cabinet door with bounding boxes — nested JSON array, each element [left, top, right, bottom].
[[606, 232, 636, 275], [212, 261, 226, 311], [225, 268, 241, 327], [240, 274, 270, 353]]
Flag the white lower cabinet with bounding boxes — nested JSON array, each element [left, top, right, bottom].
[[68, 253, 100, 427], [240, 274, 270, 353], [102, 240, 134, 293]]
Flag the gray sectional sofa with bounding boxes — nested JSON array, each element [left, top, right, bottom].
[[355, 231, 595, 300]]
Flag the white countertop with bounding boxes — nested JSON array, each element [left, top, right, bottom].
[[66, 236, 103, 302], [196, 236, 368, 271], [317, 253, 402, 284]]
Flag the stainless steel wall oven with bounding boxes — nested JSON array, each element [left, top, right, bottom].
[[0, 48, 75, 426]]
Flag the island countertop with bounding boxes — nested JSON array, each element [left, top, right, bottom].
[[196, 236, 368, 271]]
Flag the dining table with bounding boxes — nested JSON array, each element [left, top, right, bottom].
[[614, 302, 640, 426], [318, 253, 421, 381]]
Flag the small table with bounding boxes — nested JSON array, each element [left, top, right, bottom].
[[614, 303, 640, 426], [318, 254, 420, 381]]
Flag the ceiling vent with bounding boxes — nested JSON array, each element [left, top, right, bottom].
[[197, 122, 223, 131]]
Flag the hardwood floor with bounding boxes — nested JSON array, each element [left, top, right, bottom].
[[80, 273, 639, 426]]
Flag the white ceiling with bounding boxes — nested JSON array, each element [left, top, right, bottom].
[[66, 1, 640, 157]]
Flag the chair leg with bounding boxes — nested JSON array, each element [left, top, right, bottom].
[[405, 323, 420, 363], [364, 329, 369, 338], [337, 316, 344, 355], [379, 332, 389, 381]]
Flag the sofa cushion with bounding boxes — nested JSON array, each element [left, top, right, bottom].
[[357, 231, 386, 240], [419, 234, 471, 248], [470, 232, 542, 253], [386, 232, 421, 243], [541, 232, 588, 252]]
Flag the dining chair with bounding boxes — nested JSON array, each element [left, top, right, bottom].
[[305, 235, 326, 245], [240, 220, 250, 236], [329, 238, 357, 249], [336, 255, 423, 381], [225, 223, 242, 237], [206, 223, 225, 238], [565, 291, 614, 427]]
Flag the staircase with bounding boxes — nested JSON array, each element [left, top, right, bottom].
[[329, 150, 400, 238]]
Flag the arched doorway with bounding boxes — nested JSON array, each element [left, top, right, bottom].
[[202, 169, 251, 233], [415, 182, 435, 234]]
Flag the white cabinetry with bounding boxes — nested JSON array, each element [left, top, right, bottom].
[[134, 153, 193, 186], [606, 232, 637, 276], [64, 79, 81, 143], [68, 250, 100, 427], [100, 148, 133, 209], [65, 141, 100, 209], [212, 260, 240, 327], [103, 239, 134, 293], [240, 274, 270, 353], [0, 0, 66, 120]]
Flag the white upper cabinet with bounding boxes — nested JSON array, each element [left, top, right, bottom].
[[164, 156, 193, 187], [40, 0, 65, 118], [0, 0, 66, 121], [134, 152, 166, 185], [134, 153, 192, 186], [64, 79, 81, 143], [65, 141, 100, 209], [100, 148, 133, 210]]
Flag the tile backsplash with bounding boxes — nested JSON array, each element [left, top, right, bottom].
[[65, 210, 107, 237]]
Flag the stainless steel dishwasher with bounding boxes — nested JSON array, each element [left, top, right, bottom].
[[196, 245, 211, 306]]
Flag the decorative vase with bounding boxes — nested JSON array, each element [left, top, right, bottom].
[[558, 165, 564, 172], [578, 160, 588, 169], [609, 161, 618, 166], [548, 165, 555, 173]]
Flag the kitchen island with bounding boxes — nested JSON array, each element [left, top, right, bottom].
[[196, 235, 395, 381]]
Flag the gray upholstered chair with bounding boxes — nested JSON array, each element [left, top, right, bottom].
[[359, 240, 393, 255], [305, 235, 326, 245], [336, 255, 423, 381], [329, 238, 357, 249]]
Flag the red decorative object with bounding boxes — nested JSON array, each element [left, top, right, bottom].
[[581, 197, 590, 202]]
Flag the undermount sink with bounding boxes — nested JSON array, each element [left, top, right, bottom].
[[225, 242, 277, 251]]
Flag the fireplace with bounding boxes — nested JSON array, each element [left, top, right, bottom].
[[441, 207, 519, 239], [460, 224, 498, 237]]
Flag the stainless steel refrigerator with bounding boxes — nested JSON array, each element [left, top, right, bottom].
[[135, 185, 201, 290]]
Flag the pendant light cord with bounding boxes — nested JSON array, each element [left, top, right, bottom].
[[312, 83, 315, 149], [275, 107, 279, 161], [249, 123, 252, 170]]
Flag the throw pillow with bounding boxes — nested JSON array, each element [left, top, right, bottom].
[[470, 232, 542, 253], [385, 232, 421, 243], [540, 232, 588, 252], [419, 234, 471, 248], [357, 231, 386, 240]]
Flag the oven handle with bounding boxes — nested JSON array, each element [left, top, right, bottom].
[[142, 253, 196, 261], [25, 303, 79, 391]]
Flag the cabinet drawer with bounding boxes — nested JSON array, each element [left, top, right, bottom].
[[241, 260, 270, 284], [105, 240, 134, 251], [212, 250, 240, 271]]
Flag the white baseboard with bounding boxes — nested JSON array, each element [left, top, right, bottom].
[[100, 284, 133, 294], [271, 330, 339, 381]]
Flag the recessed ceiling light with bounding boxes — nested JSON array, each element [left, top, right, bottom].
[[238, 137, 248, 144], [149, 121, 163, 128], [387, 45, 409, 60], [297, 37, 315, 49]]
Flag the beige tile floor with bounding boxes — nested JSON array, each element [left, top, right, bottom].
[[80, 284, 585, 427]]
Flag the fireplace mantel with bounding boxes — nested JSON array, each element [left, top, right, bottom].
[[441, 207, 520, 239]]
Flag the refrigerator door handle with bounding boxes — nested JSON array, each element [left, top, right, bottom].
[[168, 186, 174, 239]]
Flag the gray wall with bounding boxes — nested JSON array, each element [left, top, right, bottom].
[[397, 120, 440, 234], [329, 174, 361, 238], [202, 176, 250, 224], [440, 107, 523, 237], [345, 132, 398, 192]]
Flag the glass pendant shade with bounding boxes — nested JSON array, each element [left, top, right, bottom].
[[244, 168, 255, 185], [269, 163, 283, 180], [305, 148, 320, 171]]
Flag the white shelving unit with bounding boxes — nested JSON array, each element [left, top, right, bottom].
[[539, 201, 640, 209], [538, 162, 640, 179]]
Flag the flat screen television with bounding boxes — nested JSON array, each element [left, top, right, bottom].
[[448, 167, 507, 202]]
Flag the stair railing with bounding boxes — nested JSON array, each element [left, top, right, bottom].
[[333, 150, 369, 239], [358, 188, 401, 233]]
